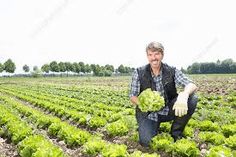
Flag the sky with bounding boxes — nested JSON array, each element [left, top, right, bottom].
[[0, 0, 235, 73]]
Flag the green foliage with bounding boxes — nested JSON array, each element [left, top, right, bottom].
[[57, 125, 91, 147], [196, 108, 236, 125], [187, 119, 199, 127], [129, 150, 160, 157], [106, 120, 129, 136], [150, 133, 173, 152], [82, 138, 106, 156], [23, 65, 30, 72], [108, 113, 122, 122], [138, 88, 165, 112], [58, 62, 67, 72], [221, 123, 236, 137], [104, 70, 112, 76], [0, 63, 4, 72], [117, 64, 133, 73], [225, 135, 236, 149], [41, 64, 50, 73], [0, 128, 5, 137], [183, 126, 194, 138], [0, 105, 33, 144], [198, 131, 225, 145], [142, 153, 160, 157], [129, 131, 139, 142], [36, 116, 52, 129], [104, 64, 114, 72], [7, 122, 33, 144], [198, 120, 220, 131], [4, 59, 16, 73], [88, 116, 107, 128], [49, 61, 60, 72], [72, 62, 80, 73], [19, 135, 64, 157], [69, 111, 86, 122], [206, 145, 233, 157], [159, 122, 171, 133], [101, 144, 128, 157], [187, 58, 236, 74], [48, 122, 63, 137], [172, 139, 200, 157], [1, 75, 236, 157]]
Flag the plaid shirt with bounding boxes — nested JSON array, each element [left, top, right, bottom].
[[129, 64, 192, 121]]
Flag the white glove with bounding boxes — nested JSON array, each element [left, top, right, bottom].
[[173, 92, 189, 117]]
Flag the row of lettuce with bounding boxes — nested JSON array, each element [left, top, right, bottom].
[[0, 82, 236, 156], [0, 90, 159, 156]]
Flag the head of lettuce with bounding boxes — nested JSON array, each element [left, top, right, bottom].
[[138, 88, 165, 112]]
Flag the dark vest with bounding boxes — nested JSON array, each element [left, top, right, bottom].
[[137, 63, 178, 105]]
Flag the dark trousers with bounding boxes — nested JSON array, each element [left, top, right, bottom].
[[135, 94, 198, 147]]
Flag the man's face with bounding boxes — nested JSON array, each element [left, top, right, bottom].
[[147, 50, 163, 69]]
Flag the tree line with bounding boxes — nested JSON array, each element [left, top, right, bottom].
[[185, 58, 236, 74], [2, 58, 235, 76], [0, 59, 134, 77]]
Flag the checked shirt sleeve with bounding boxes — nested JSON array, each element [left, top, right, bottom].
[[129, 69, 140, 98], [174, 69, 193, 88]]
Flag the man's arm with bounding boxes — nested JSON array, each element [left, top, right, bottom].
[[173, 69, 198, 117], [182, 82, 198, 96], [129, 69, 140, 106]]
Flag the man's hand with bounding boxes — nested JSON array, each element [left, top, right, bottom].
[[173, 92, 189, 117], [130, 96, 140, 106]]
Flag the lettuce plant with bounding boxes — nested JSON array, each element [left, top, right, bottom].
[[138, 88, 165, 112]]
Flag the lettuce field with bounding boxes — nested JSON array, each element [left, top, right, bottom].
[[0, 74, 235, 157]]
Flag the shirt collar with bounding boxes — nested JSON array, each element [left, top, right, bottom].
[[151, 66, 162, 77]]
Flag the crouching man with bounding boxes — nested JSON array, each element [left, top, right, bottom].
[[129, 42, 198, 147]]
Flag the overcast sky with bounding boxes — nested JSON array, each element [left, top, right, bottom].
[[0, 0, 235, 73]]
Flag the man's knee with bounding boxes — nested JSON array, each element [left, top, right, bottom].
[[139, 133, 153, 147], [137, 118, 158, 147]]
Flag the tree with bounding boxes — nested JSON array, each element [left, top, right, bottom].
[[4, 59, 16, 73], [0, 63, 4, 73], [91, 64, 102, 76], [117, 64, 125, 73], [69, 63, 76, 72], [58, 62, 66, 72], [230, 63, 236, 73], [124, 66, 132, 73], [186, 58, 236, 74], [221, 59, 233, 73], [79, 62, 85, 73], [23, 65, 30, 73], [49, 61, 60, 72], [84, 64, 91, 73], [104, 70, 112, 76], [41, 64, 50, 73], [105, 64, 114, 72], [73, 62, 81, 73], [187, 62, 200, 74]]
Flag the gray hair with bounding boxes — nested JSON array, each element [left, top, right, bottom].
[[146, 42, 164, 55]]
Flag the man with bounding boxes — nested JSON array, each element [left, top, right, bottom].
[[129, 41, 198, 147]]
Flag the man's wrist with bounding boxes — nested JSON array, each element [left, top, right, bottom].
[[179, 91, 189, 98]]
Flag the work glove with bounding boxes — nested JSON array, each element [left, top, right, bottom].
[[173, 92, 189, 117]]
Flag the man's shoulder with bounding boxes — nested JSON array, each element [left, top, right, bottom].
[[137, 64, 149, 71], [135, 64, 150, 77], [162, 63, 176, 71], [161, 63, 178, 76]]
